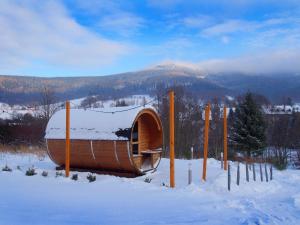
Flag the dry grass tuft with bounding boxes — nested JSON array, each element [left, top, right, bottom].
[[0, 144, 47, 158]]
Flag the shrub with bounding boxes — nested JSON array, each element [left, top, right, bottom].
[[272, 159, 288, 170], [55, 171, 63, 177], [26, 167, 36, 176], [17, 165, 21, 170], [41, 171, 48, 177], [87, 173, 96, 182], [144, 177, 152, 183], [161, 182, 169, 187], [2, 165, 12, 172], [71, 174, 78, 181]]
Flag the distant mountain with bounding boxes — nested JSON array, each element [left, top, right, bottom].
[[0, 63, 299, 104], [206, 73, 300, 103]]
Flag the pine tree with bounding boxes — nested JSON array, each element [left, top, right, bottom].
[[230, 92, 266, 157]]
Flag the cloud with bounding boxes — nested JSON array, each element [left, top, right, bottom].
[[197, 49, 300, 75], [98, 12, 145, 37], [0, 0, 130, 72], [182, 15, 214, 28], [202, 20, 257, 36], [145, 38, 194, 58], [152, 48, 300, 75], [201, 17, 299, 37], [65, 0, 145, 37], [221, 36, 230, 44], [65, 0, 119, 15], [147, 0, 184, 8], [147, 0, 300, 8]]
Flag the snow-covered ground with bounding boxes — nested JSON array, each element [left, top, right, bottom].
[[0, 102, 37, 120], [0, 153, 300, 225]]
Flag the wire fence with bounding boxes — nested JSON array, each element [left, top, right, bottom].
[[69, 98, 158, 114], [0, 96, 160, 119], [227, 160, 273, 191]]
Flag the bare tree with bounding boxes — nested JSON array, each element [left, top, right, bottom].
[[155, 85, 203, 159], [209, 97, 223, 158], [40, 86, 59, 123], [81, 95, 98, 109]]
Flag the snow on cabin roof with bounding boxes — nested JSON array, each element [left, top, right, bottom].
[[45, 106, 155, 141]]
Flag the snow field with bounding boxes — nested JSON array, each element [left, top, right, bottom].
[[0, 153, 300, 225]]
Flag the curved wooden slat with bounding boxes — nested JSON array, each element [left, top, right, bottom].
[[46, 108, 163, 176]]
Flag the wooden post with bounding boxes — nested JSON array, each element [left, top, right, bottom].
[[270, 165, 273, 180], [65, 101, 70, 177], [223, 106, 228, 170], [169, 91, 175, 188], [202, 103, 210, 181]]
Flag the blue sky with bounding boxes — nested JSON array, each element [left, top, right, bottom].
[[0, 0, 300, 76]]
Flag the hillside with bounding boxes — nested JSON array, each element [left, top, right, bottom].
[[0, 63, 299, 104]]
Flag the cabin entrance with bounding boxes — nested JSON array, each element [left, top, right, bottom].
[[131, 111, 163, 172]]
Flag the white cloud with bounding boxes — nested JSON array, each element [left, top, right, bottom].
[[147, 0, 300, 8], [65, 0, 145, 37], [197, 49, 300, 75], [0, 0, 130, 71], [152, 48, 300, 75], [246, 27, 300, 49], [182, 15, 214, 28], [66, 0, 119, 15], [202, 20, 257, 36], [147, 0, 184, 8], [98, 12, 145, 37], [201, 17, 299, 37], [145, 38, 194, 58], [221, 36, 230, 44]]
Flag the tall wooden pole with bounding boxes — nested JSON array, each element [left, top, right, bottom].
[[65, 101, 70, 177], [169, 91, 175, 188], [202, 103, 210, 181], [223, 106, 228, 170]]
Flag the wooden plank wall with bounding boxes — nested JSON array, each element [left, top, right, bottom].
[[47, 139, 137, 174], [46, 109, 163, 175]]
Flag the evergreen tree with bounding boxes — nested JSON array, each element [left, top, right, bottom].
[[230, 93, 267, 156]]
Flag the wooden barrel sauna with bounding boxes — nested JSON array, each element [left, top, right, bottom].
[[45, 106, 163, 176]]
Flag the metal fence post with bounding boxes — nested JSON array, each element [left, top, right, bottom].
[[188, 163, 192, 185], [221, 152, 224, 169], [265, 163, 269, 182], [237, 162, 240, 186], [246, 162, 249, 182], [228, 163, 231, 191], [252, 163, 256, 181], [260, 162, 263, 182]]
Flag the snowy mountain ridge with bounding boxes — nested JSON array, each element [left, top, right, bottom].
[[1, 64, 300, 104]]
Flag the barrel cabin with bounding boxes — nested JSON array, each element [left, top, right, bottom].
[[45, 106, 163, 176]]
